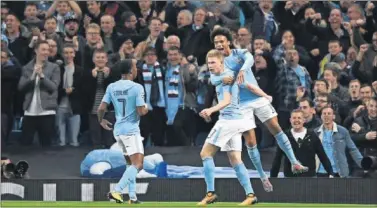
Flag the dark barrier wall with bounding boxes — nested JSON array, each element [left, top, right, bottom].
[[1, 178, 377, 204]]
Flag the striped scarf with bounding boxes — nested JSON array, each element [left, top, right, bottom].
[[142, 62, 162, 83], [167, 65, 180, 98]]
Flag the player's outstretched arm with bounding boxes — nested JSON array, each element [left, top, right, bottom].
[[244, 82, 273, 103]]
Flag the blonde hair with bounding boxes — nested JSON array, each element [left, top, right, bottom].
[[86, 23, 101, 33], [206, 49, 223, 63]]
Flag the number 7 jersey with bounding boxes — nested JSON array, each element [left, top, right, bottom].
[[102, 80, 146, 137]]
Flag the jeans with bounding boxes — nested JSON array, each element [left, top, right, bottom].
[[57, 108, 80, 146]]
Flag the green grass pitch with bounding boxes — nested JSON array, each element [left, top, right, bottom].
[[1, 201, 376, 207]]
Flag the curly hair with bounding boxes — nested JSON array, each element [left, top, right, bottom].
[[210, 27, 233, 43]]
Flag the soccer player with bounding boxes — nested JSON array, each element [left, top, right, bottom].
[[210, 27, 308, 180], [198, 49, 257, 206], [97, 59, 148, 204]]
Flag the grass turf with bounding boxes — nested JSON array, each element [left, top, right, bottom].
[[1, 201, 375, 207]]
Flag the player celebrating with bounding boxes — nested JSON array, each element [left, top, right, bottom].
[[198, 50, 258, 206], [210, 27, 308, 179], [97, 59, 148, 204]]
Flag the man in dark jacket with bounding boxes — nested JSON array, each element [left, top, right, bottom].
[[350, 97, 377, 152], [1, 49, 21, 145], [271, 109, 334, 177], [56, 44, 83, 147]]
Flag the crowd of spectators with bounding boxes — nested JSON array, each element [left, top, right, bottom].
[[1, 1, 377, 177]]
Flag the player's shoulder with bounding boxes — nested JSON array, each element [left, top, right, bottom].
[[130, 81, 144, 92], [232, 48, 250, 55]]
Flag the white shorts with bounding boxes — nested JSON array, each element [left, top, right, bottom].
[[242, 98, 278, 123], [240, 105, 256, 129], [254, 103, 278, 123], [205, 119, 252, 152], [114, 134, 144, 156]]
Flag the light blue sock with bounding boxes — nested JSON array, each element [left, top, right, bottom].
[[234, 163, 254, 195], [126, 165, 137, 201], [247, 145, 267, 179], [203, 157, 215, 192], [114, 165, 138, 193], [274, 131, 298, 164]]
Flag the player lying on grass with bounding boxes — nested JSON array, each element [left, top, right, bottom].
[[210, 27, 308, 181], [97, 59, 148, 204], [198, 50, 258, 206]]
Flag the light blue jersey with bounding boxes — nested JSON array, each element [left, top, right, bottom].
[[212, 70, 243, 120], [211, 49, 262, 104], [102, 80, 146, 136]]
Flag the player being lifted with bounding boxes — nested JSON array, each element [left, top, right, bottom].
[[97, 59, 148, 204], [198, 50, 258, 206], [210, 28, 308, 183]]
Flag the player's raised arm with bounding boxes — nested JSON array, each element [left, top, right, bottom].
[[135, 85, 149, 116], [237, 49, 254, 84], [98, 85, 113, 130]]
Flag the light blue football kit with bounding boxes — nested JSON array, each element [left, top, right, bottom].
[[102, 80, 146, 198], [203, 69, 254, 196], [210, 49, 299, 178]]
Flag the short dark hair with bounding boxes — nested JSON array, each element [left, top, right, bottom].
[[167, 46, 181, 53], [328, 39, 342, 47], [321, 105, 334, 114], [149, 17, 162, 26], [315, 79, 330, 89], [35, 40, 49, 50], [118, 59, 133, 75], [211, 27, 233, 43], [45, 16, 57, 23], [361, 84, 372, 90], [121, 11, 135, 22], [63, 43, 76, 50], [93, 48, 107, 57], [317, 92, 330, 101], [6, 13, 20, 22], [143, 47, 156, 57], [25, 2, 38, 9], [299, 97, 315, 108]]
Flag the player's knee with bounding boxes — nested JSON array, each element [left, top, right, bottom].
[[227, 152, 242, 167], [266, 118, 282, 135], [243, 132, 256, 147]]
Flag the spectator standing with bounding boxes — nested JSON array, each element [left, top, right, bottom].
[[56, 44, 83, 147], [314, 106, 363, 177], [164, 46, 198, 146], [271, 109, 333, 177], [298, 98, 322, 131], [17, 40, 61, 146], [275, 48, 312, 130], [136, 47, 167, 146], [1, 48, 21, 145], [83, 49, 115, 148], [46, 0, 82, 33]]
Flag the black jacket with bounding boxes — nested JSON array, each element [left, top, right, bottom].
[[270, 129, 334, 177], [1, 61, 21, 114], [351, 114, 377, 150], [57, 65, 84, 115], [304, 116, 322, 131]]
